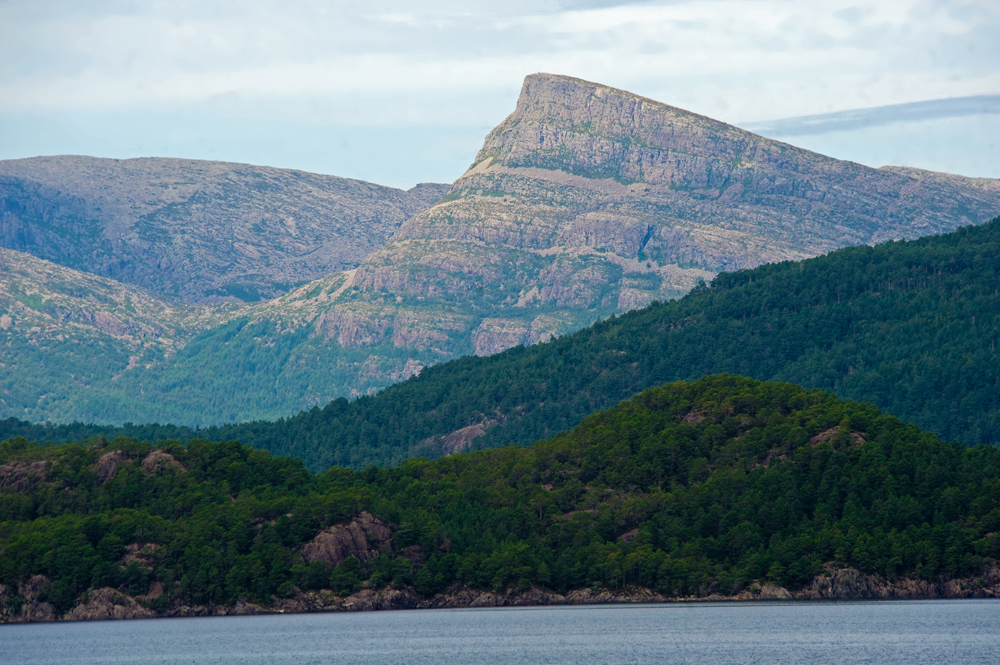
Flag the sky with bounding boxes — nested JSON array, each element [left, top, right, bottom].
[[0, 0, 997, 188]]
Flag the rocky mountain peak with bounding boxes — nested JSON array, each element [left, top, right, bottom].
[[505, 72, 716, 136], [470, 72, 752, 185], [350, 72, 1000, 367]]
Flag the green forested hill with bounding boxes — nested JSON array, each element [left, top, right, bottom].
[[3, 377, 999, 618], [6, 217, 1000, 471]]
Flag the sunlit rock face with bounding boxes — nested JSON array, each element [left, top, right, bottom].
[[327, 72, 1000, 360]]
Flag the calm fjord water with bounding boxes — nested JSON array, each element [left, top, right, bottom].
[[3, 600, 999, 664]]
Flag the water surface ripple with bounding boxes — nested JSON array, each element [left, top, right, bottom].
[[3, 599, 999, 664]]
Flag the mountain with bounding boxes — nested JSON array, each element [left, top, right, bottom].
[[3, 73, 1000, 427], [0, 249, 433, 425], [4, 376, 1000, 622], [0, 156, 449, 303], [308, 73, 1000, 358], [9, 216, 1000, 471]]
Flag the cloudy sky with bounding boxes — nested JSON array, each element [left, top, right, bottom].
[[1, 0, 997, 188]]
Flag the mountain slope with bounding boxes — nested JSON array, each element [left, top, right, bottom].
[[0, 247, 243, 422], [79, 73, 1000, 422], [9, 216, 1000, 470], [4, 376, 1000, 620], [0, 250, 434, 425], [270, 73, 1000, 366], [0, 156, 448, 303]]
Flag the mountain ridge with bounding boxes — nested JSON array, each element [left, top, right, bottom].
[[0, 155, 449, 303]]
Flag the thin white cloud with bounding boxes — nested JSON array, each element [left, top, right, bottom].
[[0, 0, 997, 182], [2, 0, 996, 121]]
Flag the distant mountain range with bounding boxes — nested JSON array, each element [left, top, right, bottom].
[[0, 156, 448, 303], [1, 73, 999, 427]]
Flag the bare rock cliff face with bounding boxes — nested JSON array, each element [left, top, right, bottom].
[[280, 72, 1000, 382], [63, 588, 156, 621], [300, 512, 393, 566], [0, 575, 57, 622], [0, 156, 448, 303]]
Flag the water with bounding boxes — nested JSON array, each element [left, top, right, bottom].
[[2, 600, 999, 664]]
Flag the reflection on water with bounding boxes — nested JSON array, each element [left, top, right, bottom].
[[3, 599, 999, 664]]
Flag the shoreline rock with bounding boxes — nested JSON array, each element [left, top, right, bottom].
[[5, 566, 1000, 624]]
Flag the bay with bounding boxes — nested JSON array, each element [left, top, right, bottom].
[[2, 599, 999, 664]]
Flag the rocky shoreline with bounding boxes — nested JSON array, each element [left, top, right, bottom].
[[4, 566, 1000, 624]]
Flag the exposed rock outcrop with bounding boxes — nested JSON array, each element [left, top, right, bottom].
[[793, 566, 1000, 600], [0, 575, 57, 623], [141, 450, 186, 474], [96, 451, 127, 484], [435, 422, 495, 455], [63, 588, 156, 621], [0, 460, 46, 493], [300, 512, 393, 566]]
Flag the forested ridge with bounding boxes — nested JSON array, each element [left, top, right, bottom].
[[7, 216, 1000, 472], [3, 376, 1000, 618]]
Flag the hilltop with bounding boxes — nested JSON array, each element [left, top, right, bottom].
[[3, 376, 1000, 622]]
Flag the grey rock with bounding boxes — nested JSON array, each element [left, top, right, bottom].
[[64, 588, 155, 621], [0, 156, 448, 303], [300, 512, 393, 566]]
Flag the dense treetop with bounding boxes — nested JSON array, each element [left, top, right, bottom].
[[3, 376, 999, 614]]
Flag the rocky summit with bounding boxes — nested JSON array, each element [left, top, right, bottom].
[[0, 156, 448, 303], [302, 73, 1000, 357]]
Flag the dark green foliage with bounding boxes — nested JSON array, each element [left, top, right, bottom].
[[0, 435, 359, 610], [3, 376, 999, 609]]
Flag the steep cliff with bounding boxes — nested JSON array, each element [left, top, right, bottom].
[[0, 156, 448, 303], [302, 73, 1000, 361]]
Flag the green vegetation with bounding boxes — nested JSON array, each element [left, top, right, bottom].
[[3, 376, 999, 613], [7, 218, 1000, 472]]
